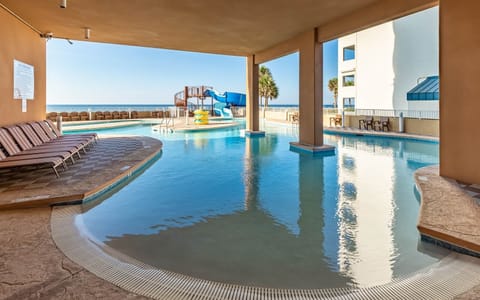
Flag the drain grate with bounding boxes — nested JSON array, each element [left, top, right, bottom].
[[51, 205, 480, 300]]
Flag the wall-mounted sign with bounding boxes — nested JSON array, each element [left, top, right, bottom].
[[13, 59, 34, 100]]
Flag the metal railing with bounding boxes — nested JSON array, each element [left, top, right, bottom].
[[346, 109, 439, 120]]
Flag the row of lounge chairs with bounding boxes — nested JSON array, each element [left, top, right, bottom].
[[0, 120, 98, 177], [47, 110, 172, 122]]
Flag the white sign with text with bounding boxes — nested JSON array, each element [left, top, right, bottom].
[[13, 59, 34, 100]]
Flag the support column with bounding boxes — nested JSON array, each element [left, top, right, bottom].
[[439, 0, 480, 184], [245, 55, 264, 137], [290, 30, 334, 154]]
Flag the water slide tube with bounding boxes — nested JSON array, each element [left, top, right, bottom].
[[204, 89, 246, 106]]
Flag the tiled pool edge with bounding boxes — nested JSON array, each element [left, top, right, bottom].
[[51, 205, 480, 300], [415, 166, 480, 257]]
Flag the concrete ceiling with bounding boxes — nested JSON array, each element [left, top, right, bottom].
[[0, 0, 384, 56]]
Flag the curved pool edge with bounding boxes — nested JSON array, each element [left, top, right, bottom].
[[51, 204, 480, 300]]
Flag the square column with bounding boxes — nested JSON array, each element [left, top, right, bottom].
[[245, 55, 265, 137], [290, 30, 334, 154]]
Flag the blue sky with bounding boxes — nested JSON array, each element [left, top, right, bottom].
[[47, 39, 338, 105]]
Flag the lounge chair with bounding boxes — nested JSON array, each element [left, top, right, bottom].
[[6, 125, 79, 164], [79, 111, 89, 121], [0, 148, 64, 178], [44, 120, 98, 143], [329, 114, 342, 126], [28, 122, 91, 154], [0, 128, 71, 163], [374, 117, 390, 131]]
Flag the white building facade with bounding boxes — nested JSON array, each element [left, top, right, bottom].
[[337, 7, 439, 114]]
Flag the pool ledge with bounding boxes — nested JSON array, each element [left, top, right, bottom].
[[415, 166, 480, 257]]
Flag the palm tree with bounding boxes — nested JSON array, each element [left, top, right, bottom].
[[259, 66, 279, 109], [328, 77, 338, 108]]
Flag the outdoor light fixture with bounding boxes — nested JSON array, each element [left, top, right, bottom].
[[40, 32, 54, 40], [59, 0, 67, 8], [84, 28, 90, 39]]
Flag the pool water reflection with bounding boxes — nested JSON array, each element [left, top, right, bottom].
[[79, 126, 448, 289]]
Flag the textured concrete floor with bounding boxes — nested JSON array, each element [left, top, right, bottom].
[[0, 207, 148, 300]]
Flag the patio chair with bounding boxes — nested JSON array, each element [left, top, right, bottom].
[[359, 116, 374, 130], [374, 117, 390, 131], [131, 111, 139, 119], [120, 111, 129, 119], [79, 111, 89, 121], [112, 111, 120, 119], [70, 111, 80, 121], [329, 114, 342, 127], [95, 111, 105, 120], [47, 112, 58, 122], [60, 112, 71, 121], [104, 111, 113, 120]]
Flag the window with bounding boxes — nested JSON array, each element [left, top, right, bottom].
[[343, 45, 355, 61], [343, 97, 355, 110], [343, 75, 355, 86]]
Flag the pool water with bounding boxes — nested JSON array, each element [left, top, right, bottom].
[[78, 123, 448, 289]]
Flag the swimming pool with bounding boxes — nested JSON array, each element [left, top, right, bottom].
[[77, 123, 448, 289]]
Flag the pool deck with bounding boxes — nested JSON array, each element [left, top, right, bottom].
[[415, 166, 480, 256], [0, 131, 479, 299]]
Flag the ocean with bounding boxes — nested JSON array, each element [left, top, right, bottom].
[[47, 104, 333, 112]]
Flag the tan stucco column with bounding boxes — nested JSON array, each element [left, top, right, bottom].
[[290, 30, 334, 153], [439, 0, 480, 184], [245, 55, 264, 136]]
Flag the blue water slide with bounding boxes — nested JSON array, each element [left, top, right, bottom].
[[204, 89, 246, 106], [213, 102, 233, 118]]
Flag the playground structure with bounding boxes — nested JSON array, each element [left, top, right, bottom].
[[174, 86, 246, 118]]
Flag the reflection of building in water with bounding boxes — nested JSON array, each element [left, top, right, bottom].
[[334, 137, 396, 286]]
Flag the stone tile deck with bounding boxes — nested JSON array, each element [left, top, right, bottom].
[[0, 135, 162, 210], [415, 166, 480, 255]]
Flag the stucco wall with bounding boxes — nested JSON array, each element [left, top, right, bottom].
[[0, 9, 46, 126], [440, 0, 480, 184]]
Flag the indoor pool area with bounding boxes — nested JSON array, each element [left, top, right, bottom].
[[49, 123, 480, 299]]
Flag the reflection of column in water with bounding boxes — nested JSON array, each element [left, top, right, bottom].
[[297, 153, 343, 281], [243, 137, 260, 211]]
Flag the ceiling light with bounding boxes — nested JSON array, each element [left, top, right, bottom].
[[59, 0, 67, 8]]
